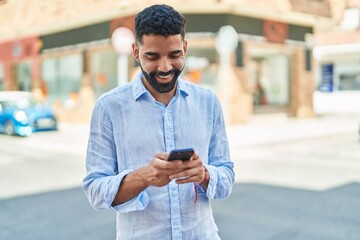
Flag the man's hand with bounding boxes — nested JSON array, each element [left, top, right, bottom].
[[142, 152, 186, 187], [112, 152, 185, 206], [168, 152, 207, 185], [112, 151, 207, 206]]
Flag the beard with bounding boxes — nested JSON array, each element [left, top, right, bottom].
[[139, 64, 183, 93]]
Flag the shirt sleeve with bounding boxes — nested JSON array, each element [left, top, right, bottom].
[[82, 100, 150, 213], [197, 95, 235, 199]]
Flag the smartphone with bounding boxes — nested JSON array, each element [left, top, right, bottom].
[[167, 148, 194, 161]]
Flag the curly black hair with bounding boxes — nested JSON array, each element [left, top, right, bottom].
[[134, 4, 186, 44]]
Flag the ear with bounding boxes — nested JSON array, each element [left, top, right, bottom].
[[183, 40, 188, 55], [132, 42, 139, 62]]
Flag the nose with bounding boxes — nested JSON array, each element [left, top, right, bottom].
[[158, 57, 172, 72]]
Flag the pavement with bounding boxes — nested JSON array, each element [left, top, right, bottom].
[[1, 112, 360, 240], [1, 111, 358, 200], [227, 113, 360, 192], [54, 112, 360, 155], [226, 112, 360, 148]]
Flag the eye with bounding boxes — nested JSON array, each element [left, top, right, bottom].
[[169, 53, 182, 59], [144, 53, 159, 60], [146, 55, 158, 60]]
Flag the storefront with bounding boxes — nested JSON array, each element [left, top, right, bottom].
[[0, 36, 41, 94], [313, 39, 360, 114], [181, 14, 314, 123], [0, 13, 316, 123]]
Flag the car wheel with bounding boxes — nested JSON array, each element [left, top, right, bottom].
[[4, 121, 15, 136]]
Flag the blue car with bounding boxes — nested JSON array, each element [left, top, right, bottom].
[[0, 91, 57, 136]]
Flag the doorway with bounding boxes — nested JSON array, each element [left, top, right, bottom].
[[247, 47, 291, 112]]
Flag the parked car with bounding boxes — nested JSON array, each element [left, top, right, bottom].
[[0, 91, 57, 136]]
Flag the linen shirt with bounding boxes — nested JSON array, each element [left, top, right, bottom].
[[83, 73, 235, 240]]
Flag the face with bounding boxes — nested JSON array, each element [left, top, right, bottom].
[[132, 34, 187, 93]]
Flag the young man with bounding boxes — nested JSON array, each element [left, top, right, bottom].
[[83, 4, 234, 240]]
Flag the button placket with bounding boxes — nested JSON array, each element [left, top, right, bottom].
[[164, 106, 182, 239]]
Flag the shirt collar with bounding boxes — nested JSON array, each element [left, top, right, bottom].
[[132, 73, 148, 100], [132, 72, 190, 100]]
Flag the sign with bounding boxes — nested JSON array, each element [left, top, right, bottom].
[[111, 27, 135, 55], [263, 20, 288, 44], [319, 64, 333, 92]]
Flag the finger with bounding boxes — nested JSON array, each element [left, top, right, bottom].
[[169, 167, 202, 180], [179, 157, 202, 169], [175, 175, 202, 184], [191, 151, 199, 160], [155, 152, 168, 161], [154, 158, 186, 171]]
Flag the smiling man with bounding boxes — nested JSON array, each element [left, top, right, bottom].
[[83, 4, 234, 240]]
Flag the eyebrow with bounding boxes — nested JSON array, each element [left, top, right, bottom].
[[144, 50, 183, 56]]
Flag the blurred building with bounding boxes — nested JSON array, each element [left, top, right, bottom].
[[0, 0, 345, 123], [313, 0, 360, 114]]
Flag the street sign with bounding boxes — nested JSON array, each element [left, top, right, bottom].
[[319, 63, 333, 92]]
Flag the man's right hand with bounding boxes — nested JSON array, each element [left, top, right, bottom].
[[112, 152, 185, 206], [142, 152, 186, 187]]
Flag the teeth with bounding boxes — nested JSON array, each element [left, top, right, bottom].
[[158, 74, 171, 79]]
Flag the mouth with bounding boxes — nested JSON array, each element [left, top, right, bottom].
[[156, 72, 174, 81]]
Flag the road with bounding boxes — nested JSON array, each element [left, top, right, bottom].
[[0, 117, 359, 240]]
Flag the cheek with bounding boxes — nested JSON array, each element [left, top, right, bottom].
[[139, 60, 155, 73], [173, 58, 185, 70]]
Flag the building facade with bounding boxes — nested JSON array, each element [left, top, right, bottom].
[[313, 0, 360, 114], [0, 0, 344, 123]]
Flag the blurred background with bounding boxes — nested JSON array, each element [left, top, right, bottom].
[[0, 0, 359, 239]]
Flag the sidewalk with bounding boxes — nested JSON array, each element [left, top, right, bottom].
[[227, 113, 360, 148], [227, 113, 360, 191], [53, 112, 360, 153]]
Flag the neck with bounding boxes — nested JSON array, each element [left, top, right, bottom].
[[141, 77, 177, 106]]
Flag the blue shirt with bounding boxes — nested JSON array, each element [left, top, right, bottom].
[[83, 73, 235, 240]]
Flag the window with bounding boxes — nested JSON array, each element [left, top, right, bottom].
[[91, 49, 118, 98], [182, 47, 218, 91], [339, 73, 360, 90], [42, 54, 82, 107], [17, 61, 32, 92]]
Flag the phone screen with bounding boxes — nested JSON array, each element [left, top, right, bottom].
[[167, 148, 194, 161]]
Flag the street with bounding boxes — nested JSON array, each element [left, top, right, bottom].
[[0, 114, 359, 240]]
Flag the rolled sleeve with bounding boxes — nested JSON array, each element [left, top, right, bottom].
[[112, 187, 150, 213], [83, 170, 128, 210], [83, 168, 150, 213], [197, 163, 234, 199]]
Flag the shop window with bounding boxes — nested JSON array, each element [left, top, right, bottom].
[[248, 54, 290, 106], [339, 73, 360, 91], [17, 61, 32, 92], [42, 54, 82, 108], [91, 49, 118, 98], [182, 48, 218, 91], [333, 61, 360, 91]]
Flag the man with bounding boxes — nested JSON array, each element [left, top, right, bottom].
[[83, 4, 234, 240]]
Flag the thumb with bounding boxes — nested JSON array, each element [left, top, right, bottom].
[[155, 152, 168, 161]]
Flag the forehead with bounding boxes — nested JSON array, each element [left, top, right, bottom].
[[139, 34, 184, 53]]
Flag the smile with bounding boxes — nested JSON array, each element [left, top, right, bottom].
[[157, 73, 173, 79]]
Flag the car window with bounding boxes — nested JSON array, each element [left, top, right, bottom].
[[16, 98, 31, 109], [5, 97, 39, 110], [1, 101, 11, 109]]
